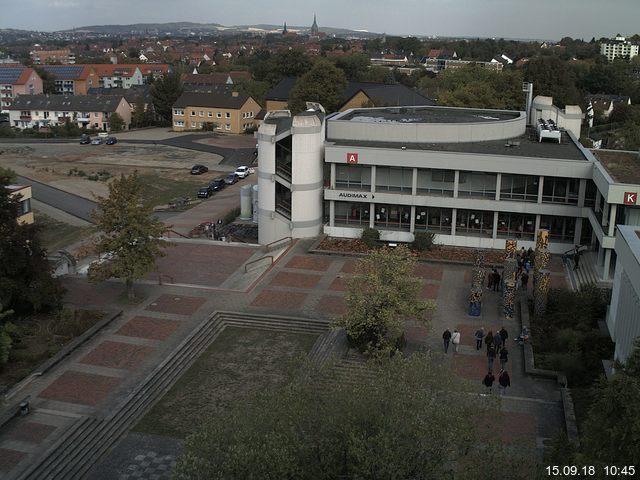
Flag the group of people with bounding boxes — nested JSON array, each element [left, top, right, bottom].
[[486, 269, 502, 291], [477, 327, 511, 394], [441, 328, 460, 353]]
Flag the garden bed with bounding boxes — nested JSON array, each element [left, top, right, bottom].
[[316, 237, 506, 265]]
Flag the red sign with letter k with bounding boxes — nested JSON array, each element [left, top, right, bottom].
[[624, 192, 637, 205]]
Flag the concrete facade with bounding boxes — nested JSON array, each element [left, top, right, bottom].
[[608, 225, 640, 364]]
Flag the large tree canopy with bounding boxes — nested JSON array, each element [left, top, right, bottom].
[[172, 355, 537, 480], [150, 72, 184, 125], [88, 172, 168, 299], [0, 169, 63, 313], [288, 60, 348, 114]]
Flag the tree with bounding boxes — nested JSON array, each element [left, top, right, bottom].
[[233, 78, 271, 107], [34, 67, 56, 94], [288, 60, 348, 114], [0, 170, 64, 313], [88, 172, 169, 299], [150, 72, 184, 126], [172, 354, 537, 480], [334, 54, 371, 81], [108, 112, 125, 132], [577, 340, 640, 467], [131, 97, 147, 128], [333, 245, 435, 355], [524, 56, 582, 107]]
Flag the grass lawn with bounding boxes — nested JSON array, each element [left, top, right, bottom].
[[35, 211, 93, 253], [134, 326, 319, 439], [138, 173, 223, 208]]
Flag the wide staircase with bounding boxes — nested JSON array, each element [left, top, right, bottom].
[[563, 249, 600, 291], [14, 312, 329, 480]]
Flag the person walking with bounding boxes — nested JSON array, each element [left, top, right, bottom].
[[442, 329, 452, 353], [493, 330, 503, 352], [520, 271, 529, 291], [487, 269, 494, 290], [492, 270, 500, 291], [474, 327, 485, 350], [499, 327, 508, 346], [483, 371, 495, 394], [451, 329, 461, 352], [487, 345, 496, 371], [573, 245, 582, 271], [484, 331, 494, 350], [499, 346, 509, 369], [498, 369, 511, 395]]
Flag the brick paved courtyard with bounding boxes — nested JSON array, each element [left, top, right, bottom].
[[37, 371, 122, 406]]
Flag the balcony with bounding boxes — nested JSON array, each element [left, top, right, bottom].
[[19, 115, 31, 120], [58, 116, 71, 123]]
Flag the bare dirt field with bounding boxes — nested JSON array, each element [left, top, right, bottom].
[[0, 143, 227, 200]]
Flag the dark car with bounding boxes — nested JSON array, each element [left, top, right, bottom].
[[191, 164, 209, 175], [105, 136, 117, 145], [79, 134, 91, 145], [197, 186, 213, 198], [224, 173, 238, 185], [90, 137, 104, 145], [209, 178, 226, 191]]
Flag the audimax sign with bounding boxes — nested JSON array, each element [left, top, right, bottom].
[[338, 192, 371, 199]]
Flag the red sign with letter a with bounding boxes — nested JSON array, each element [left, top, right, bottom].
[[346, 152, 358, 164], [624, 192, 637, 205]]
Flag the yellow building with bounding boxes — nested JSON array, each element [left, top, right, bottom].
[[7, 185, 34, 224], [172, 92, 261, 134]]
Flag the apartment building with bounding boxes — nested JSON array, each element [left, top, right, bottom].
[[0, 64, 43, 112], [172, 92, 260, 134]]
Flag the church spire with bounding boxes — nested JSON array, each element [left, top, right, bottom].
[[283, 21, 288, 35], [311, 14, 319, 35]]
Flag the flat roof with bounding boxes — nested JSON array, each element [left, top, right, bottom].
[[329, 128, 587, 161], [335, 105, 521, 124], [591, 150, 640, 184]]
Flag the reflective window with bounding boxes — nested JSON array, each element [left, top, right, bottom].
[[542, 177, 579, 204], [414, 207, 452, 233], [336, 165, 371, 190], [375, 167, 413, 193], [335, 202, 370, 226], [458, 171, 497, 199], [496, 213, 536, 240], [374, 204, 411, 230], [456, 209, 494, 237], [416, 169, 454, 196], [501, 174, 539, 202], [540, 215, 575, 242]]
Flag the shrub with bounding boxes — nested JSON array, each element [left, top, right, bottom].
[[223, 207, 241, 225], [360, 227, 380, 248], [413, 231, 436, 251]]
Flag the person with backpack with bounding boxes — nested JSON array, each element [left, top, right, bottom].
[[499, 346, 509, 369], [474, 327, 485, 350], [451, 329, 461, 353], [487, 345, 496, 371]]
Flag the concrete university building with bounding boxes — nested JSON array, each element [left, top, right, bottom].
[[256, 97, 640, 285]]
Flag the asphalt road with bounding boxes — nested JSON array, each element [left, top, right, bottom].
[[19, 175, 97, 223]]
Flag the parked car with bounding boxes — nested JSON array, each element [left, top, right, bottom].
[[105, 136, 117, 145], [197, 185, 213, 198], [191, 164, 209, 175], [91, 137, 104, 145], [209, 178, 226, 191], [224, 173, 238, 185], [234, 166, 251, 178], [79, 134, 91, 145]]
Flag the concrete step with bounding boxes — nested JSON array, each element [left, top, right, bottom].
[[565, 253, 598, 291]]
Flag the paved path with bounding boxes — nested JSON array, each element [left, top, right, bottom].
[[0, 240, 568, 478]]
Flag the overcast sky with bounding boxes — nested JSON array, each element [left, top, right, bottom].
[[3, 0, 638, 40]]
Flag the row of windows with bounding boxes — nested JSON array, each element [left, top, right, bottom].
[[335, 165, 588, 205], [174, 109, 255, 119], [333, 202, 577, 241]]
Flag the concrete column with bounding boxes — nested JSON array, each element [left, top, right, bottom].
[[603, 249, 612, 281], [329, 200, 335, 227], [453, 170, 460, 198], [412, 167, 418, 196], [451, 209, 457, 237], [595, 190, 601, 213], [537, 176, 544, 204], [574, 217, 583, 245], [602, 201, 609, 228], [410, 206, 416, 233], [608, 204, 617, 237], [370, 166, 376, 193], [495, 173, 501, 201], [534, 214, 541, 239], [578, 179, 587, 208], [369, 202, 375, 228], [330, 163, 336, 189], [492, 211, 499, 240]]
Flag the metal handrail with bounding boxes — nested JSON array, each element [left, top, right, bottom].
[[244, 255, 273, 273], [263, 236, 292, 253], [165, 229, 189, 239]]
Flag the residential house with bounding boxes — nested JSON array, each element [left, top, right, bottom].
[[31, 48, 75, 65], [7, 184, 33, 225], [491, 54, 514, 65], [172, 92, 260, 134], [37, 65, 99, 95], [586, 94, 631, 118], [8, 94, 131, 131], [370, 54, 410, 67], [181, 71, 250, 87], [264, 77, 435, 113], [0, 64, 43, 112], [88, 85, 153, 119], [600, 35, 639, 62], [92, 64, 144, 89]]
